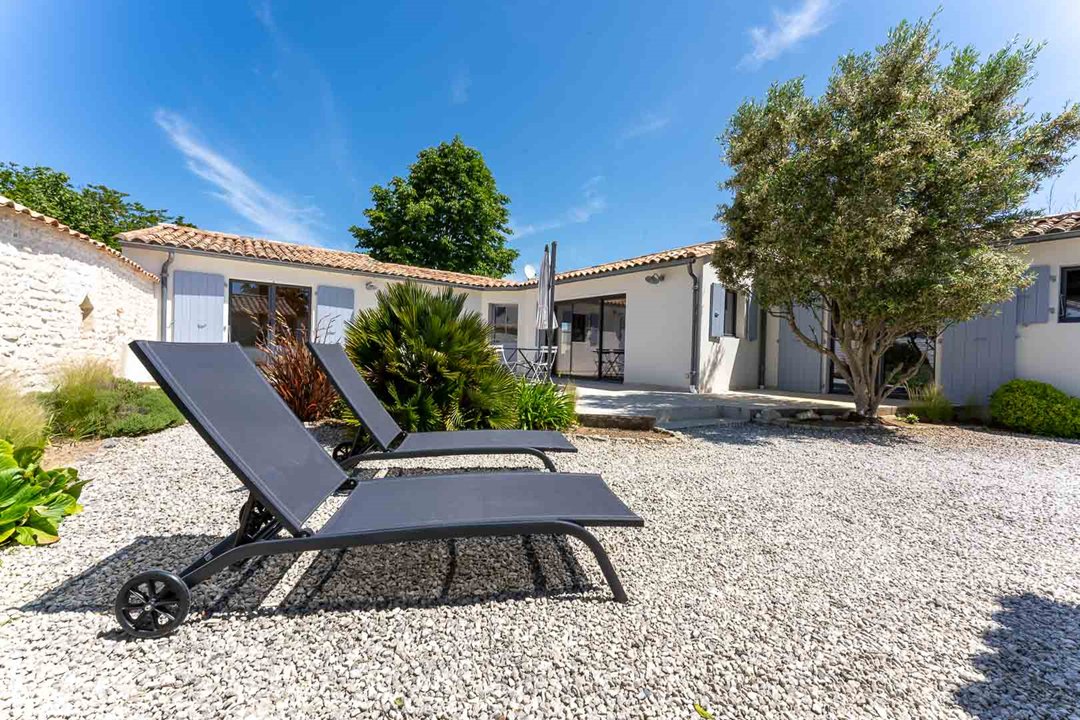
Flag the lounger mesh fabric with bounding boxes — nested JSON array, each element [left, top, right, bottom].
[[130, 341, 345, 534], [320, 471, 637, 536], [306, 341, 403, 449]]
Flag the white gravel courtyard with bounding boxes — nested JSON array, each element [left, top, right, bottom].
[[2, 422, 1079, 719]]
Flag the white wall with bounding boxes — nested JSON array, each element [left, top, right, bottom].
[[551, 265, 694, 388], [1016, 236, 1080, 396], [696, 258, 762, 393], [122, 247, 483, 343], [478, 287, 538, 347], [122, 246, 767, 392], [0, 208, 158, 391]]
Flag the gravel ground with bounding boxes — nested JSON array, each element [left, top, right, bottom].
[[2, 421, 1079, 720]]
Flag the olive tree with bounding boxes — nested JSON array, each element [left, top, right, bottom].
[[713, 18, 1080, 418]]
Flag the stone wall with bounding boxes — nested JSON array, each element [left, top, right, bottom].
[[0, 206, 158, 391]]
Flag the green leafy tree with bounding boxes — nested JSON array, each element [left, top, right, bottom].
[[0, 163, 193, 249], [713, 17, 1080, 418], [343, 282, 517, 431], [350, 136, 518, 278]]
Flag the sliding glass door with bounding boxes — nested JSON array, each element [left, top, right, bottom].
[[554, 295, 626, 381]]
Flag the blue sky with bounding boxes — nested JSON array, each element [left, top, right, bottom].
[[2, 0, 1079, 277]]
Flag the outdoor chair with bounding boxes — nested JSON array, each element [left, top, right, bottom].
[[308, 342, 576, 472], [114, 340, 641, 639]]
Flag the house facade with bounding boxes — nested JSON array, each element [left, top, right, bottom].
[[0, 197, 159, 391], [762, 211, 1080, 401], [117, 224, 761, 392], [4, 190, 1077, 403]]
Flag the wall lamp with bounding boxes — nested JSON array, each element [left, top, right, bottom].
[[645, 273, 665, 285]]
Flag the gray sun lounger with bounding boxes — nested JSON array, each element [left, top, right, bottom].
[[308, 342, 576, 472], [114, 340, 642, 639]]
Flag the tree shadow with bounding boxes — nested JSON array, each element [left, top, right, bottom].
[[955, 593, 1080, 719], [23, 532, 594, 631], [682, 421, 920, 448]]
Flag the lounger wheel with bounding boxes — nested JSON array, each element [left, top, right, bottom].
[[115, 570, 191, 639], [332, 442, 353, 463]]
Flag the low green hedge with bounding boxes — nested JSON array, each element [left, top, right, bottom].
[[989, 379, 1080, 439], [40, 360, 185, 440]]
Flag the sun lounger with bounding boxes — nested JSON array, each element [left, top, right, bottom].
[[114, 341, 641, 638], [308, 342, 576, 472]]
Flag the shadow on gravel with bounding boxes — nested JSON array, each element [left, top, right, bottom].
[[277, 534, 592, 615], [955, 593, 1080, 718], [685, 422, 920, 448], [24, 533, 593, 623]]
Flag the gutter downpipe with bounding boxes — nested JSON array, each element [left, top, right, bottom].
[[159, 251, 174, 341], [686, 259, 701, 393]]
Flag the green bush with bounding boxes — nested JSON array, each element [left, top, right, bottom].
[[42, 360, 185, 440], [343, 282, 517, 432], [515, 380, 577, 430], [905, 383, 953, 423], [0, 439, 87, 546], [0, 377, 49, 447], [989, 379, 1080, 439]]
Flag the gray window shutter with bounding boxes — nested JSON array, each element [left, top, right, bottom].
[[709, 284, 726, 339], [173, 271, 224, 342], [746, 292, 760, 341], [316, 285, 355, 343], [1016, 265, 1051, 325]]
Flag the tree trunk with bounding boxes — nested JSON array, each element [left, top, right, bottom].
[[840, 336, 882, 421]]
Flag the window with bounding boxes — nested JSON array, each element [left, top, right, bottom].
[[489, 303, 519, 345], [723, 289, 738, 337], [1061, 266, 1080, 323], [229, 280, 311, 348], [571, 313, 587, 342]]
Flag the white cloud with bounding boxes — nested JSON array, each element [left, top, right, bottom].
[[450, 67, 471, 105], [155, 109, 325, 245], [740, 0, 832, 69], [514, 176, 607, 238], [617, 114, 670, 144], [251, 0, 358, 195]]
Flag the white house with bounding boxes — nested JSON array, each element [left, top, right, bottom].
[[115, 224, 760, 393], [3, 192, 1078, 403], [760, 211, 1080, 401]]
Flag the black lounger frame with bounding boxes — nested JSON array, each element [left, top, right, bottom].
[[119, 341, 637, 638]]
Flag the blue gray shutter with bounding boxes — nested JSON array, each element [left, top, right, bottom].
[[777, 303, 823, 392], [172, 271, 224, 342], [1015, 265, 1051, 326], [709, 284, 726, 339], [316, 285, 355, 343], [746, 292, 760, 341], [940, 299, 1017, 404]]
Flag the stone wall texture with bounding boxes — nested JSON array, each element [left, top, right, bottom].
[[0, 207, 158, 391]]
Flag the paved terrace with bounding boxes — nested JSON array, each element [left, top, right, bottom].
[[567, 380, 902, 429]]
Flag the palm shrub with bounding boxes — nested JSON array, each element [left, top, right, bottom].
[[256, 312, 338, 421], [0, 439, 87, 546], [343, 282, 517, 431], [989, 379, 1080, 438], [515, 380, 577, 430]]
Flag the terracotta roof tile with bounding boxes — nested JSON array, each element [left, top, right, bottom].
[[119, 224, 722, 288], [1013, 211, 1080, 240], [117, 224, 518, 288], [553, 241, 718, 281], [0, 195, 159, 281]]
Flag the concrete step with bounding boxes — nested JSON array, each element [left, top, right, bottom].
[[658, 417, 744, 431]]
